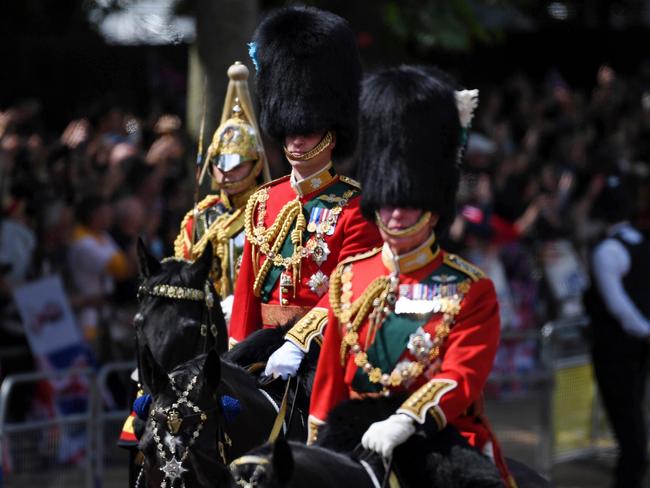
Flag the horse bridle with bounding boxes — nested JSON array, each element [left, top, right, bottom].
[[137, 278, 220, 350], [146, 370, 228, 488], [229, 456, 270, 487]]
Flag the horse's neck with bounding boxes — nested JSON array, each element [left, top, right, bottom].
[[188, 446, 228, 487], [186, 419, 229, 488], [219, 360, 267, 407]]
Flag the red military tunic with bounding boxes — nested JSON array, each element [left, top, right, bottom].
[[229, 163, 382, 348], [310, 234, 514, 486]]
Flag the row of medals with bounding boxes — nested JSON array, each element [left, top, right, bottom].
[[280, 206, 340, 300]]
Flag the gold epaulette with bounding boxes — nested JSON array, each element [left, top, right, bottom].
[[396, 378, 457, 427], [338, 246, 382, 267], [173, 195, 222, 259], [285, 307, 328, 353], [197, 194, 222, 211], [443, 253, 486, 282], [338, 174, 361, 190], [255, 174, 290, 191], [328, 248, 381, 318]]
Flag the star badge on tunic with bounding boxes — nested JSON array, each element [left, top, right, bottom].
[[161, 457, 188, 482], [407, 327, 434, 361], [308, 270, 329, 297], [306, 236, 330, 266]]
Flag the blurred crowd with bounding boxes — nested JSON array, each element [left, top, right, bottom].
[[448, 64, 650, 382], [2, 64, 650, 383], [0, 101, 193, 367]]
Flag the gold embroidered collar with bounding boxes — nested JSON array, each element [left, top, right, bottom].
[[381, 232, 440, 274], [290, 162, 337, 197]]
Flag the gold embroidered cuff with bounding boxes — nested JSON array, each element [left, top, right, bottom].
[[396, 378, 457, 427], [285, 307, 328, 353], [307, 415, 325, 445]]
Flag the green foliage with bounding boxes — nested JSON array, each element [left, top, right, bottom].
[[383, 0, 508, 52]]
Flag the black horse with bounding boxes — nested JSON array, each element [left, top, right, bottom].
[[139, 340, 310, 488], [229, 396, 553, 488], [135, 239, 228, 387], [138, 348, 232, 488], [229, 400, 503, 488], [229, 438, 374, 488]]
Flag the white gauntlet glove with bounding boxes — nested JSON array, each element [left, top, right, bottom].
[[264, 340, 305, 379], [361, 413, 416, 458], [220, 295, 234, 323]]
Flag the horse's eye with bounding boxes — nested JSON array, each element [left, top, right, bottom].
[[133, 313, 144, 328]]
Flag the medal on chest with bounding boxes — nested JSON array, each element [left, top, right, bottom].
[[305, 235, 330, 266], [279, 271, 294, 304], [307, 270, 329, 297], [303, 205, 336, 278], [307, 206, 339, 236], [395, 280, 462, 315]]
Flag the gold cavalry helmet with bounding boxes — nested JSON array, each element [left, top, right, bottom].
[[199, 61, 269, 191], [206, 104, 260, 173]]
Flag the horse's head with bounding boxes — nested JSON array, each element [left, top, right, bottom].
[[228, 438, 294, 488], [139, 346, 232, 488], [135, 238, 228, 381], [228, 439, 377, 488]]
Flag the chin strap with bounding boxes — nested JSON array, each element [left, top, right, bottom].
[[375, 211, 432, 238], [284, 131, 333, 161]]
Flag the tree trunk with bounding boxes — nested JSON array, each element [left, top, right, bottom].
[[186, 0, 259, 146]]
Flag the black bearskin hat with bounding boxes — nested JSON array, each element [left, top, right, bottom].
[[358, 65, 463, 235], [252, 5, 361, 159]]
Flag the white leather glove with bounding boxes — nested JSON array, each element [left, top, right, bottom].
[[361, 414, 416, 458], [264, 340, 305, 379], [220, 295, 234, 323]]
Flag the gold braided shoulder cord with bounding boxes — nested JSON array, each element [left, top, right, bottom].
[[174, 211, 193, 258], [329, 262, 390, 365], [174, 196, 221, 259], [201, 209, 246, 297], [175, 199, 245, 297], [244, 186, 356, 298], [244, 188, 306, 297]]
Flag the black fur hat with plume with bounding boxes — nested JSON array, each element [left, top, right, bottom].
[[358, 65, 474, 235], [252, 5, 362, 160]]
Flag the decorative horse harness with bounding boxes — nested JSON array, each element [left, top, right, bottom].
[[144, 369, 230, 488], [135, 265, 300, 487], [134, 270, 227, 488], [136, 271, 220, 351]]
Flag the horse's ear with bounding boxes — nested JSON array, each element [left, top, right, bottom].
[[137, 237, 161, 278], [140, 345, 167, 396], [202, 348, 221, 391], [187, 241, 213, 284], [272, 437, 294, 484]]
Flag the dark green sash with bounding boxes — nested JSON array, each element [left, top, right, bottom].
[[351, 253, 470, 393], [352, 313, 427, 393], [260, 180, 354, 302]]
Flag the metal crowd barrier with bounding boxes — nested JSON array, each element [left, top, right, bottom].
[[486, 315, 616, 479], [0, 361, 135, 488], [538, 315, 612, 471], [93, 361, 136, 488]]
